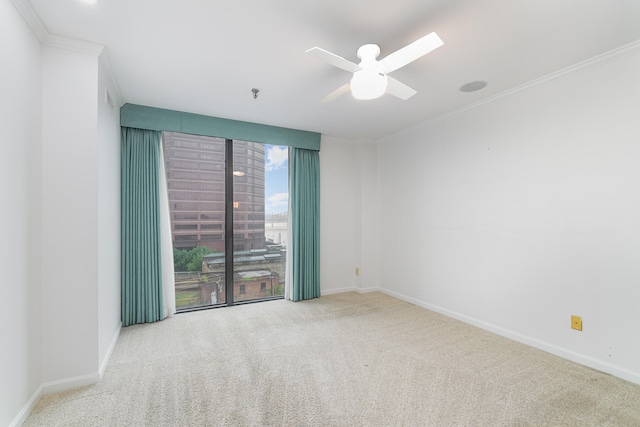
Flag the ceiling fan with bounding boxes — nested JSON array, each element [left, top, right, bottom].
[[306, 32, 443, 102]]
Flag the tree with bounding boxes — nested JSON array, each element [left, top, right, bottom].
[[173, 246, 215, 272], [173, 248, 191, 272], [186, 246, 213, 272]]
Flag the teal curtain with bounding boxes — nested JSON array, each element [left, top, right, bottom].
[[121, 127, 164, 326], [290, 147, 321, 301]]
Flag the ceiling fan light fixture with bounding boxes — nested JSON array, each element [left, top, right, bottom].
[[307, 31, 443, 102], [350, 69, 388, 100]]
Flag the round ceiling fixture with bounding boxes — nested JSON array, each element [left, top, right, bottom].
[[459, 81, 488, 93], [350, 69, 388, 100]]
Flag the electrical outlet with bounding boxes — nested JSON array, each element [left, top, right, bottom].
[[355, 268, 360, 277], [571, 315, 582, 331]]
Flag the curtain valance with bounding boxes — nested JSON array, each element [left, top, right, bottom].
[[120, 103, 321, 151]]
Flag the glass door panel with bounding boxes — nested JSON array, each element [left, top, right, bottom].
[[232, 142, 287, 303], [163, 132, 226, 310]]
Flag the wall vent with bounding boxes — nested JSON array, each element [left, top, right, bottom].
[[104, 87, 115, 109]]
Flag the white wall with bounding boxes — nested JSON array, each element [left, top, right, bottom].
[[40, 45, 122, 390], [97, 56, 122, 374], [354, 142, 379, 292], [41, 46, 100, 384], [320, 136, 357, 294], [319, 136, 379, 294], [2, 3, 122, 424], [0, 0, 43, 425], [378, 50, 640, 383]]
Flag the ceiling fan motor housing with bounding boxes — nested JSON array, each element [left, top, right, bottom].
[[356, 44, 381, 61]]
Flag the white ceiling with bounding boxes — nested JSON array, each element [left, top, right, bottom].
[[26, 0, 640, 140]]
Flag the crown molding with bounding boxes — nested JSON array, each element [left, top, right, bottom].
[[10, 0, 48, 43], [383, 38, 640, 141], [11, 0, 123, 105], [46, 33, 104, 56], [11, 0, 105, 55]]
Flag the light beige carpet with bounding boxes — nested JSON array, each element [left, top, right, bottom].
[[25, 292, 640, 426]]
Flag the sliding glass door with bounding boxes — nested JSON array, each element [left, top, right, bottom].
[[232, 142, 287, 303], [163, 132, 288, 310]]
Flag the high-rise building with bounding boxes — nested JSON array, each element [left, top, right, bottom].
[[163, 132, 266, 252]]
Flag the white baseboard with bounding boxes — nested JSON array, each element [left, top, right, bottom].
[[321, 286, 356, 296], [9, 384, 44, 427], [41, 372, 101, 395], [378, 288, 640, 386], [321, 286, 382, 296], [10, 324, 122, 426], [354, 286, 381, 294], [10, 372, 101, 427], [99, 324, 121, 379]]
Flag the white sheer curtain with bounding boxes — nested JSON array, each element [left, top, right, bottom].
[[158, 145, 176, 318], [284, 145, 295, 300]]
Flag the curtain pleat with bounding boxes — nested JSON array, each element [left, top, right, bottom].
[[289, 147, 320, 301], [121, 127, 164, 326]]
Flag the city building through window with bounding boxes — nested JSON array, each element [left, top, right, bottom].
[[163, 132, 288, 310]]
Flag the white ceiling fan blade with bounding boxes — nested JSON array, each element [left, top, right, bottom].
[[306, 47, 361, 73], [321, 83, 351, 103], [379, 32, 444, 74], [386, 76, 417, 100]]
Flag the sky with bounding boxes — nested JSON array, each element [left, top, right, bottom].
[[264, 145, 288, 214]]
